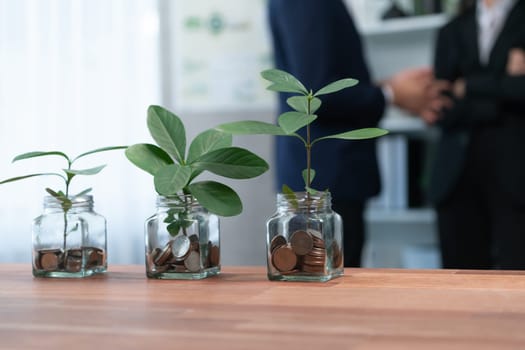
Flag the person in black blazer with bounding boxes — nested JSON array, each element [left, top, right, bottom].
[[268, 0, 446, 267], [428, 0, 525, 269]]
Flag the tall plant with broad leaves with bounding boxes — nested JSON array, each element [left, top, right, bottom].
[[218, 68, 388, 198], [0, 146, 127, 251], [125, 105, 269, 236]]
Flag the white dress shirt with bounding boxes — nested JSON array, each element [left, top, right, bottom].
[[477, 0, 517, 65]]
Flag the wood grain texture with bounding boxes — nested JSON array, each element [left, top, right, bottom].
[[1, 265, 525, 350]]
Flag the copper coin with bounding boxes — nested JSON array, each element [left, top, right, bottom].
[[40, 252, 59, 271], [306, 247, 326, 257], [272, 245, 297, 272], [154, 242, 173, 266], [92, 249, 105, 267], [66, 255, 81, 272], [311, 235, 325, 248], [308, 229, 323, 240], [290, 230, 313, 256], [209, 245, 220, 267], [270, 235, 287, 253], [35, 249, 59, 270]]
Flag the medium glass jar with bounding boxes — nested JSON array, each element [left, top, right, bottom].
[[266, 192, 343, 282], [145, 195, 220, 279], [32, 195, 107, 278]]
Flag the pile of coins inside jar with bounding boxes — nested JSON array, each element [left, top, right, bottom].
[[270, 229, 343, 275], [34, 247, 105, 272], [149, 234, 219, 273]]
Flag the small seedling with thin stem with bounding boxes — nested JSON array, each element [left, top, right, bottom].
[[217, 68, 388, 200], [0, 146, 127, 251]]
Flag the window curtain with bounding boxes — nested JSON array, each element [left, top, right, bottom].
[[0, 0, 161, 263]]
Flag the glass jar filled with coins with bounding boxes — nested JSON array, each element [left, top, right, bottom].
[[266, 192, 343, 282], [145, 195, 220, 279], [32, 195, 107, 278]]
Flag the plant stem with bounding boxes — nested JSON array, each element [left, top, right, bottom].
[[306, 96, 312, 189], [62, 161, 73, 254], [305, 95, 313, 228]]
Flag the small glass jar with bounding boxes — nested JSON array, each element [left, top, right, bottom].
[[32, 195, 107, 278], [145, 195, 220, 279], [266, 192, 344, 282]]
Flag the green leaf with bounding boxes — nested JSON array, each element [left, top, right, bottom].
[[282, 184, 298, 209], [166, 221, 181, 236], [261, 69, 308, 94], [187, 129, 232, 163], [13, 151, 70, 163], [73, 146, 127, 162], [125, 143, 173, 175], [46, 188, 72, 211], [154, 164, 192, 195], [0, 173, 65, 185], [192, 147, 269, 179], [305, 186, 319, 195], [266, 83, 306, 94], [64, 165, 106, 176], [147, 105, 186, 164], [313, 128, 388, 144], [314, 78, 359, 96], [189, 181, 242, 216], [287, 96, 322, 114], [216, 120, 287, 136], [278, 111, 317, 134], [45, 188, 66, 200], [302, 168, 316, 186]]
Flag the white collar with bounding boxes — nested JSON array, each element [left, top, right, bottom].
[[477, 0, 516, 21]]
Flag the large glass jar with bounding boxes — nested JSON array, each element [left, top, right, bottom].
[[145, 195, 220, 279], [266, 192, 344, 282], [32, 195, 107, 278]]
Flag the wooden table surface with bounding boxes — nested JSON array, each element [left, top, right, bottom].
[[2, 265, 525, 350]]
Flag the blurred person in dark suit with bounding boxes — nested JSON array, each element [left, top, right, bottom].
[[427, 0, 525, 269], [268, 0, 448, 267]]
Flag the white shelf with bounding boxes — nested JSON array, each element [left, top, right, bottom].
[[358, 14, 448, 36], [365, 207, 436, 224]]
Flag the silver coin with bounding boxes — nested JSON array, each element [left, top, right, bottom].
[[184, 250, 201, 272], [172, 235, 191, 260]]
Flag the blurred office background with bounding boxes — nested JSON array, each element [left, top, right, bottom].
[[0, 0, 457, 268]]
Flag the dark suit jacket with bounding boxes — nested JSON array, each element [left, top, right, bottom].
[[429, 1, 525, 205], [268, 0, 386, 201]]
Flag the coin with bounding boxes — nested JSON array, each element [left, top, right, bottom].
[[209, 245, 220, 267], [65, 254, 81, 272], [172, 235, 191, 260], [270, 235, 287, 253], [40, 252, 59, 271], [272, 245, 297, 272], [331, 242, 343, 268], [34, 249, 60, 270], [86, 247, 105, 267], [290, 230, 314, 256], [154, 242, 173, 266], [184, 250, 201, 272], [173, 264, 187, 272]]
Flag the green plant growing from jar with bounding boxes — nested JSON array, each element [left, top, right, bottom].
[[0, 146, 127, 277], [125, 105, 269, 279], [217, 69, 388, 281], [218, 69, 388, 195]]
